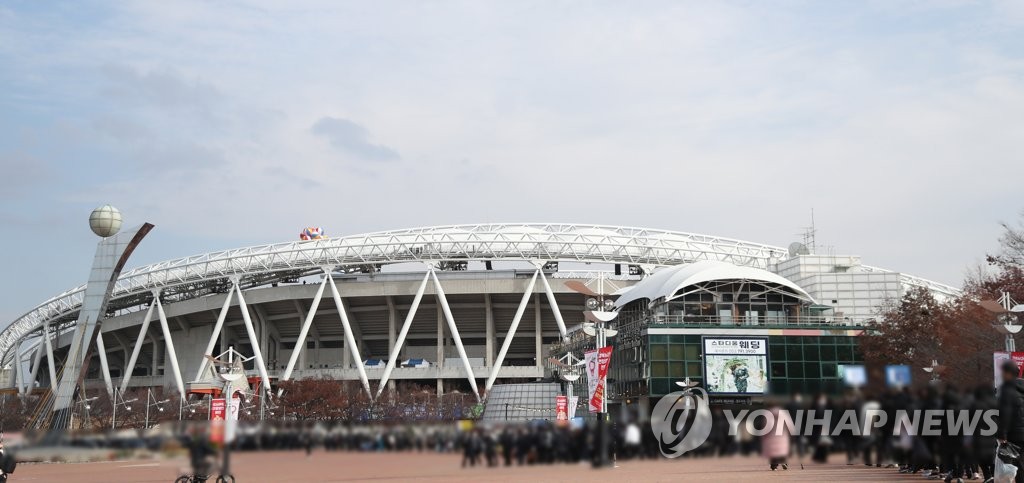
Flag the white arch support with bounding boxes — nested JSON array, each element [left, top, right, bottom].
[[44, 322, 56, 389], [537, 270, 568, 339], [280, 273, 329, 387], [26, 343, 43, 394], [234, 284, 274, 398], [431, 270, 480, 402], [14, 347, 24, 395], [154, 296, 186, 399], [375, 270, 431, 399], [121, 298, 155, 393], [95, 332, 114, 399], [484, 269, 539, 394], [195, 283, 237, 381], [326, 273, 372, 398]]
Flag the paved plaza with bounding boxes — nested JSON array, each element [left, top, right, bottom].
[[9, 451, 939, 482]]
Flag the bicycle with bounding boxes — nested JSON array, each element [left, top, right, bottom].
[[175, 473, 234, 483]]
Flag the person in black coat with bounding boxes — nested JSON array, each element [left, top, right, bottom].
[[973, 385, 999, 482], [0, 441, 14, 483], [997, 360, 1024, 483]]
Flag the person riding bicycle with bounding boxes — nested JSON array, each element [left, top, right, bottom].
[[186, 431, 216, 479]]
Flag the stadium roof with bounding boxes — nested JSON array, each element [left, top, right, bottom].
[[614, 260, 815, 307], [0, 223, 957, 366]]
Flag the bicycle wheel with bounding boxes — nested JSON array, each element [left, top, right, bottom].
[[215, 475, 235, 483], [175, 476, 191, 483]]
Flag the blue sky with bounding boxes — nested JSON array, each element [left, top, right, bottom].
[[2, 1, 1024, 326]]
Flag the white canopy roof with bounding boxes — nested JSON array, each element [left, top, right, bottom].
[[614, 260, 815, 307]]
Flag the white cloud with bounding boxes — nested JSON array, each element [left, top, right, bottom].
[[0, 0, 1023, 316]]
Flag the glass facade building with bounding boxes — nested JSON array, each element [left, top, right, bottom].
[[551, 260, 865, 408]]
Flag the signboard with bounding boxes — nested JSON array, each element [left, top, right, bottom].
[[555, 396, 568, 422], [585, 346, 613, 413], [702, 337, 768, 395], [567, 395, 579, 420], [885, 365, 911, 388], [994, 352, 1024, 387], [210, 398, 226, 444], [842, 364, 867, 387]]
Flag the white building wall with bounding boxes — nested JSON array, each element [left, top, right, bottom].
[[773, 255, 905, 323]]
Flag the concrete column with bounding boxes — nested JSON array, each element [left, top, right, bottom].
[[436, 378, 443, 397], [150, 337, 160, 377], [437, 304, 444, 369], [312, 337, 320, 368], [387, 296, 397, 357], [343, 338, 352, 368], [535, 294, 542, 368], [256, 305, 270, 365], [485, 294, 494, 367]]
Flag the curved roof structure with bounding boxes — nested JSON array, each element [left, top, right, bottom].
[[614, 260, 815, 307], [0, 222, 961, 367], [0, 223, 788, 365]]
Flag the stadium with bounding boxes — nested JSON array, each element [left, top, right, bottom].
[[0, 223, 960, 419]]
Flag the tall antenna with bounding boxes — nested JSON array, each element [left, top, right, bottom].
[[800, 208, 817, 255]]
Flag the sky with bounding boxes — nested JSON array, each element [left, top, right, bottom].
[[1, 1, 1023, 327]]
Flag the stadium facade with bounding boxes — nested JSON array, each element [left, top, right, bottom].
[[0, 224, 959, 413]]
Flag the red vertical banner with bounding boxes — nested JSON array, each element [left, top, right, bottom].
[[994, 352, 1024, 387], [210, 398, 226, 444], [555, 395, 568, 422], [586, 346, 613, 413]]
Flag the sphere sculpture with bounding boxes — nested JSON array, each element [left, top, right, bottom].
[[89, 205, 123, 237]]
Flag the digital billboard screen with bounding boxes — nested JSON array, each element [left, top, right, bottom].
[[702, 337, 769, 395]]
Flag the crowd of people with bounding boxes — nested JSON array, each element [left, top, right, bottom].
[[746, 360, 1024, 483]]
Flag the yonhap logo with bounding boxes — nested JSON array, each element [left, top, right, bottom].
[[650, 388, 713, 458]]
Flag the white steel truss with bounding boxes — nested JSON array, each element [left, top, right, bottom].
[[374, 270, 431, 399], [327, 272, 372, 398], [278, 274, 328, 387], [195, 281, 238, 381], [120, 299, 155, 393], [0, 223, 961, 366], [431, 269, 481, 402]]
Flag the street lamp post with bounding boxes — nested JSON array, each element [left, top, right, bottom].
[[111, 388, 138, 430], [74, 396, 98, 430], [144, 388, 170, 429], [557, 352, 581, 417], [213, 347, 246, 482], [578, 273, 619, 469], [922, 359, 942, 383]]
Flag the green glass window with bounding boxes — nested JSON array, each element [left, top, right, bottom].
[[651, 344, 668, 360], [652, 362, 668, 377], [651, 378, 671, 395], [669, 344, 685, 360]]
